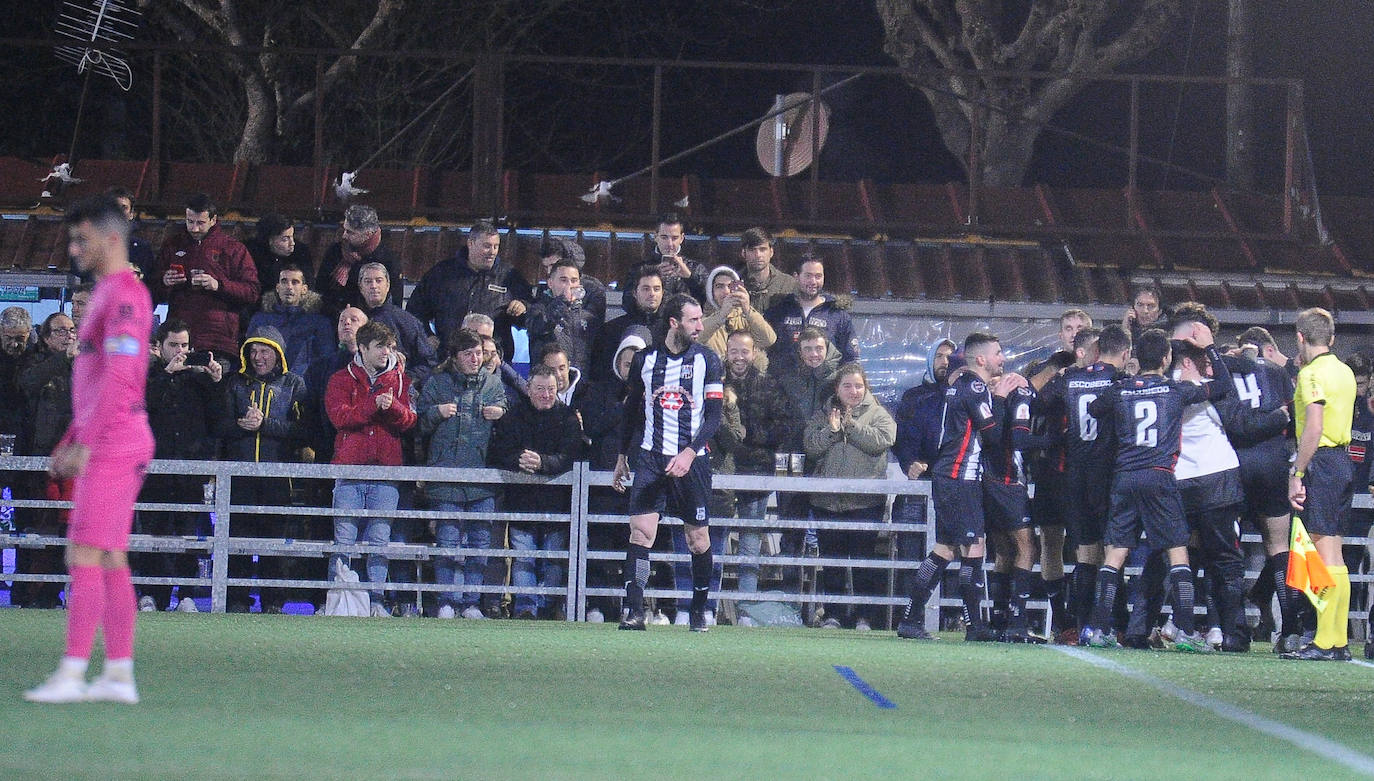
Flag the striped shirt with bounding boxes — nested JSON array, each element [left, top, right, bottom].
[[624, 341, 724, 456]]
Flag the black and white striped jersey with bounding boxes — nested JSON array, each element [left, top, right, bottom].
[[623, 342, 725, 456]]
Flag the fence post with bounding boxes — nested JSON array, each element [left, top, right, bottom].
[[209, 467, 231, 613], [568, 462, 587, 622]]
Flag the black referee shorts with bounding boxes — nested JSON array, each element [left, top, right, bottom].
[[627, 448, 713, 527], [1301, 446, 1354, 537]]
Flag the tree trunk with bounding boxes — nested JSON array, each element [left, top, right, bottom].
[[233, 74, 275, 165]]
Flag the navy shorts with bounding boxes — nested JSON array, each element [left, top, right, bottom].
[[627, 448, 713, 527], [1105, 469, 1189, 549], [1236, 444, 1293, 522], [933, 475, 984, 546], [1301, 447, 1354, 537], [1029, 467, 1067, 529], [1065, 463, 1113, 546], [983, 480, 1032, 533]]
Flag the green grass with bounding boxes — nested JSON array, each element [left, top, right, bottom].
[[1, 612, 1373, 780]]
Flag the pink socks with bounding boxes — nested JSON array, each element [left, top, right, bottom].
[[101, 566, 137, 661], [63, 565, 105, 659], [61, 565, 137, 662]]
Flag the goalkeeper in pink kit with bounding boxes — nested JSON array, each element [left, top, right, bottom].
[[25, 195, 155, 704]]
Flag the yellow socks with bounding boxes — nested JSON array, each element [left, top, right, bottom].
[[1314, 565, 1350, 650]]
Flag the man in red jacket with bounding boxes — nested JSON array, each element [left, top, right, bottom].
[[152, 194, 260, 370], [325, 320, 416, 616]]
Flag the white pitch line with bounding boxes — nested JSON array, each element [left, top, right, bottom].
[[1348, 658, 1374, 671], [1053, 646, 1374, 778]]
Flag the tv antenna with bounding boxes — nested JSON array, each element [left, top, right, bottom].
[[54, 0, 141, 92]]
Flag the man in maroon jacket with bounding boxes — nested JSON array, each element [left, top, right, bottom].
[[152, 194, 260, 371], [324, 320, 417, 616]]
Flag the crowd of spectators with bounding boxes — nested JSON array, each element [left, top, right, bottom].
[[3, 196, 1370, 651]]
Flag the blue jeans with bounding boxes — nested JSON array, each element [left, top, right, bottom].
[[509, 523, 568, 616], [734, 493, 769, 594], [332, 479, 399, 603], [433, 498, 494, 609]]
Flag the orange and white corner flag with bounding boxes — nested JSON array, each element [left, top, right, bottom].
[[1287, 516, 1335, 613]]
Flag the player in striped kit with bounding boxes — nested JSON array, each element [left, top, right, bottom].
[[612, 295, 724, 631]]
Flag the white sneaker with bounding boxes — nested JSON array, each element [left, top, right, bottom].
[[176, 597, 199, 613], [651, 610, 671, 626], [461, 606, 486, 620], [23, 672, 86, 704], [704, 610, 717, 627], [85, 675, 139, 705], [586, 608, 605, 623], [673, 611, 690, 626], [1205, 626, 1224, 649], [854, 619, 873, 632], [369, 602, 391, 618], [737, 615, 758, 627], [436, 604, 456, 619], [138, 595, 157, 613]]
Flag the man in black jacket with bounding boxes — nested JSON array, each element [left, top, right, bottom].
[[488, 365, 585, 619], [406, 220, 531, 361], [589, 266, 663, 381], [358, 261, 436, 387], [134, 319, 224, 613]]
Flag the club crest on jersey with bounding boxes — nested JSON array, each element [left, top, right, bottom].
[[653, 385, 693, 411], [970, 380, 987, 394]]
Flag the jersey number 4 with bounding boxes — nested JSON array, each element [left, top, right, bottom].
[[1233, 373, 1262, 409], [1134, 400, 1159, 447]]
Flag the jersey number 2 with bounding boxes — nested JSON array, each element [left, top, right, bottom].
[[1133, 400, 1159, 447]]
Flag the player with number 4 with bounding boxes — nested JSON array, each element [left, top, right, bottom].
[[1077, 322, 1232, 651]]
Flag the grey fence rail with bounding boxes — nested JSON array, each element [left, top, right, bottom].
[[0, 456, 1369, 634]]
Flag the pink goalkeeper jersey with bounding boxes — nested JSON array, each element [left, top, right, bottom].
[[67, 267, 154, 455]]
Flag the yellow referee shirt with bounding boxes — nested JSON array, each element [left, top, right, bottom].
[[1295, 351, 1355, 448]]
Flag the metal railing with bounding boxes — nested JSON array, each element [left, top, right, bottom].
[[0, 455, 1368, 635]]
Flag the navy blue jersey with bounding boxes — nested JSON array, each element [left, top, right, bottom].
[[622, 341, 724, 457], [1221, 354, 1294, 451], [1088, 352, 1231, 472], [1032, 372, 1070, 474], [1058, 362, 1121, 469], [933, 371, 1000, 481], [982, 386, 1042, 485], [1350, 395, 1374, 488]]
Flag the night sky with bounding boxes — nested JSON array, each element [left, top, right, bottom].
[[3, 1, 1372, 198]]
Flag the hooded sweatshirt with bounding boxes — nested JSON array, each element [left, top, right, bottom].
[[700, 265, 776, 371], [217, 325, 307, 463], [893, 338, 956, 472], [575, 327, 650, 470]]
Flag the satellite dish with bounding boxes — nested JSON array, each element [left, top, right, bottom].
[[755, 93, 830, 177]]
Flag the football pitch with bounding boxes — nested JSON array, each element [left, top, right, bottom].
[[2, 612, 1373, 780]]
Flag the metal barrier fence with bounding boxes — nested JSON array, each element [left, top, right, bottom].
[[0, 456, 1369, 635]]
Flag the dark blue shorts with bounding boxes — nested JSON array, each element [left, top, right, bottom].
[[1029, 466, 1067, 529], [627, 448, 713, 527], [1105, 469, 1189, 549], [983, 480, 1031, 533], [933, 475, 984, 546], [1301, 447, 1353, 537], [1236, 444, 1293, 522], [1066, 463, 1113, 546]]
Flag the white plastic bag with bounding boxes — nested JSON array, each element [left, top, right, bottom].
[[323, 558, 370, 617]]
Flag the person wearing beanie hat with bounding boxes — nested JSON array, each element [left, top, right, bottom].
[[700, 265, 775, 372]]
